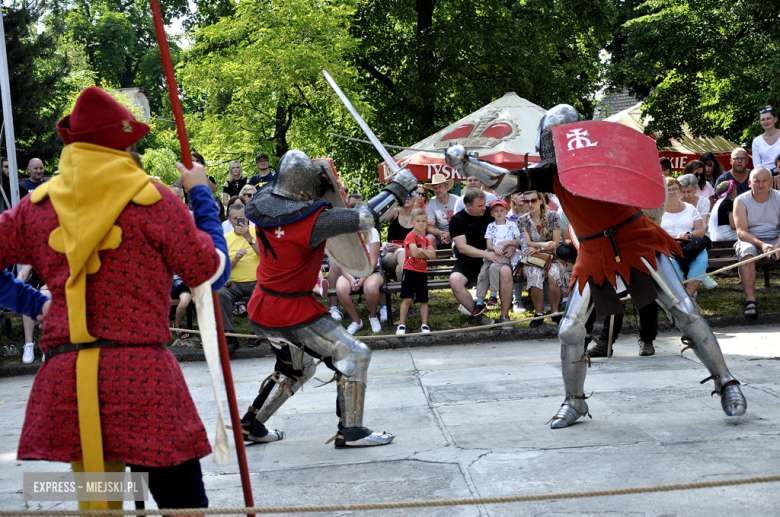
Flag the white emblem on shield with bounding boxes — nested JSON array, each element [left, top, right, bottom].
[[275, 227, 285, 238], [566, 128, 598, 150]]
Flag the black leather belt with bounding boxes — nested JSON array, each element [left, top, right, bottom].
[[260, 286, 315, 298], [578, 211, 644, 263], [45, 339, 161, 360]]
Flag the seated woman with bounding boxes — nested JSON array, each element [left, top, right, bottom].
[[518, 191, 569, 327], [381, 194, 415, 282], [336, 227, 384, 334], [661, 176, 708, 297], [679, 168, 711, 228], [708, 180, 738, 241]]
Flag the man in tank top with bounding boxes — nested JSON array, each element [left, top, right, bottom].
[[733, 167, 780, 318]]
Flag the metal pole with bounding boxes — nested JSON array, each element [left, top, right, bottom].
[[0, 8, 20, 208]]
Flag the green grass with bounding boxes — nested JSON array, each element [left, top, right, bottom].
[[1, 267, 775, 367]]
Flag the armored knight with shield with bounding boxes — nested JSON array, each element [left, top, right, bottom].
[[444, 105, 747, 427], [241, 149, 416, 447]]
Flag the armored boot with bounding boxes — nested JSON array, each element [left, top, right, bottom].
[[242, 344, 316, 443], [550, 280, 594, 428], [334, 374, 394, 447], [644, 254, 747, 416]]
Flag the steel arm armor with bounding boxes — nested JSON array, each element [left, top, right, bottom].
[[444, 145, 535, 196]]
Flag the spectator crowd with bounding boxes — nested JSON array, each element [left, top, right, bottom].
[[5, 104, 780, 362]]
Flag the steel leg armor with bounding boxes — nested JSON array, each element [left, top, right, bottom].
[[642, 253, 746, 416], [551, 279, 594, 428], [242, 344, 316, 443], [247, 317, 394, 447]]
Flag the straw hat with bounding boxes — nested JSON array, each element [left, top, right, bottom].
[[424, 173, 454, 192]]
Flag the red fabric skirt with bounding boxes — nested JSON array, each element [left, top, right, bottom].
[[17, 346, 211, 467]]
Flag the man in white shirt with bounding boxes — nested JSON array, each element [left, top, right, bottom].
[[424, 173, 461, 249]]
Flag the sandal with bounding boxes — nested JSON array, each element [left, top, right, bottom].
[[743, 300, 758, 319], [175, 331, 191, 340]]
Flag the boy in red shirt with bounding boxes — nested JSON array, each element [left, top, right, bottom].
[[397, 208, 436, 334]]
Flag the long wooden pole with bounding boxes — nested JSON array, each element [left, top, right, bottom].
[[147, 3, 255, 516]]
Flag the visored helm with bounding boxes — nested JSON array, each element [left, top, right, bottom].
[[535, 104, 580, 167], [270, 150, 332, 201]]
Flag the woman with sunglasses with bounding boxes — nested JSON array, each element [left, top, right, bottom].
[[683, 159, 715, 203], [751, 105, 780, 171], [517, 191, 569, 327], [239, 184, 257, 204], [382, 193, 416, 282], [699, 152, 724, 189]]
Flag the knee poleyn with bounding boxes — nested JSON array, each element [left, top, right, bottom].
[[558, 317, 587, 346]]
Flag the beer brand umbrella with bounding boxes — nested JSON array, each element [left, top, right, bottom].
[[378, 92, 547, 182]]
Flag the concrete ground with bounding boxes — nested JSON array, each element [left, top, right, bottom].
[[2, 324, 780, 516]]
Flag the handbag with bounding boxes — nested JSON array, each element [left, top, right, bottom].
[[520, 252, 555, 272], [675, 233, 712, 264]]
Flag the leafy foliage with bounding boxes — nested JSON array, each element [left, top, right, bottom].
[[0, 2, 70, 167], [179, 0, 380, 191], [349, 0, 616, 146], [607, 0, 780, 148]]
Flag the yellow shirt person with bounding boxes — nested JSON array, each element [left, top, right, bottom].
[[226, 225, 260, 282]]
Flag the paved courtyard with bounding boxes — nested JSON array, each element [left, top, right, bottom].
[[2, 324, 780, 515]]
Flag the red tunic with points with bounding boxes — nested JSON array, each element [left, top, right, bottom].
[[0, 185, 219, 466], [553, 174, 680, 293], [247, 207, 329, 327]]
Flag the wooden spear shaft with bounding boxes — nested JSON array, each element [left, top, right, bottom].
[[147, 3, 255, 516]]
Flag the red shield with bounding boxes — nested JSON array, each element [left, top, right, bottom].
[[551, 120, 665, 209]]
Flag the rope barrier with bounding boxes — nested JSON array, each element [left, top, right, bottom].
[[6, 473, 780, 515], [170, 247, 780, 341]]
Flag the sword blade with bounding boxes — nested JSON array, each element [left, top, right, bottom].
[[327, 132, 445, 154], [322, 70, 403, 178]]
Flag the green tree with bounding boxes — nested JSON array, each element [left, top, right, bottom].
[[606, 0, 779, 148], [1, 2, 70, 167], [350, 0, 616, 146], [180, 0, 374, 189], [54, 0, 183, 115]]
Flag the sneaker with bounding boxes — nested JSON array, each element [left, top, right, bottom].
[[487, 296, 498, 307], [477, 314, 494, 326], [346, 320, 363, 335], [379, 305, 388, 323], [329, 306, 343, 321], [498, 314, 512, 329], [22, 342, 34, 364], [639, 339, 655, 357], [396, 325, 406, 335], [458, 304, 472, 317], [529, 313, 544, 328], [369, 316, 382, 333], [471, 303, 486, 317], [701, 276, 718, 290], [512, 303, 523, 314], [420, 324, 431, 333]]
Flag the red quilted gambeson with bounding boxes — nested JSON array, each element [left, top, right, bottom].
[[0, 184, 219, 466]]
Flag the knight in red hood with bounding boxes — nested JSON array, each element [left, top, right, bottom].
[[445, 105, 746, 428]]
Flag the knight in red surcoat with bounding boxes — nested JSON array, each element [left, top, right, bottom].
[[241, 150, 417, 447], [444, 105, 747, 428]]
